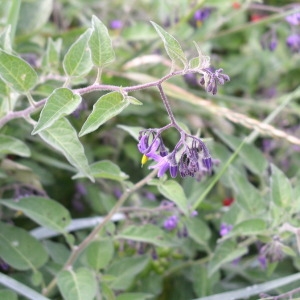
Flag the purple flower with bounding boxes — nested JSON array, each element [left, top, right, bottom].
[[163, 215, 179, 231], [219, 223, 233, 236], [194, 8, 212, 22], [110, 20, 123, 30], [149, 155, 170, 177], [285, 13, 300, 26], [258, 255, 267, 270], [286, 34, 300, 52]]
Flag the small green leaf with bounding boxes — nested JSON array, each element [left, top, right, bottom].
[[32, 88, 82, 134], [150, 21, 187, 69], [0, 50, 38, 93], [42, 37, 62, 71], [228, 219, 267, 237], [0, 196, 71, 232], [271, 164, 292, 207], [79, 92, 129, 136], [208, 240, 248, 277], [126, 96, 143, 105], [0, 222, 48, 270], [158, 180, 189, 216], [116, 224, 173, 247], [74, 160, 128, 181], [107, 256, 150, 290], [63, 29, 93, 77], [0, 26, 12, 53], [184, 218, 211, 246], [116, 293, 153, 300], [85, 240, 114, 271], [89, 15, 115, 67], [57, 268, 97, 300], [0, 135, 31, 157], [230, 169, 265, 214], [38, 118, 94, 181]]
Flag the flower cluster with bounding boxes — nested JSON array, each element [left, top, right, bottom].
[[199, 67, 230, 95], [138, 128, 215, 180]]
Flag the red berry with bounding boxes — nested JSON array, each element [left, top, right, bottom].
[[232, 2, 241, 9], [222, 197, 234, 206]]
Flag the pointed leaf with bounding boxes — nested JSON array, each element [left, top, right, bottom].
[[228, 219, 267, 237], [42, 37, 62, 71], [32, 88, 82, 134], [63, 29, 93, 77], [116, 224, 173, 247], [158, 180, 189, 216], [0, 26, 12, 53], [208, 240, 248, 276], [271, 164, 292, 207], [126, 96, 143, 105], [74, 160, 128, 181], [57, 268, 97, 300], [89, 16, 115, 67], [0, 50, 38, 93], [79, 92, 129, 136], [0, 222, 48, 270], [85, 240, 114, 271], [0, 135, 30, 157], [0, 196, 71, 232], [150, 22, 187, 69], [38, 118, 94, 181]]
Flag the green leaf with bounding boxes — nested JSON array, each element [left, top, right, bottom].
[[79, 92, 129, 137], [116, 293, 153, 300], [184, 218, 211, 246], [16, 0, 53, 36], [0, 26, 12, 53], [230, 169, 265, 214], [215, 132, 268, 175], [42, 38, 62, 71], [74, 160, 128, 181], [107, 256, 150, 290], [85, 240, 114, 271], [158, 180, 189, 216], [228, 219, 267, 237], [89, 15, 115, 67], [0, 289, 17, 300], [0, 222, 48, 270], [0, 273, 50, 300], [43, 240, 70, 265], [38, 118, 94, 181], [150, 21, 187, 69], [63, 29, 93, 77], [0, 50, 38, 93], [117, 125, 143, 141], [32, 88, 82, 134], [126, 96, 143, 105], [0, 135, 31, 157], [271, 164, 292, 207], [116, 224, 173, 247], [57, 268, 97, 300], [208, 240, 248, 277], [0, 196, 71, 232]]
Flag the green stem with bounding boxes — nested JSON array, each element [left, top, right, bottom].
[[7, 0, 21, 43], [43, 169, 158, 297], [192, 86, 298, 210]]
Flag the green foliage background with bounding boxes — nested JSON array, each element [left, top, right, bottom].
[[0, 0, 300, 299]]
